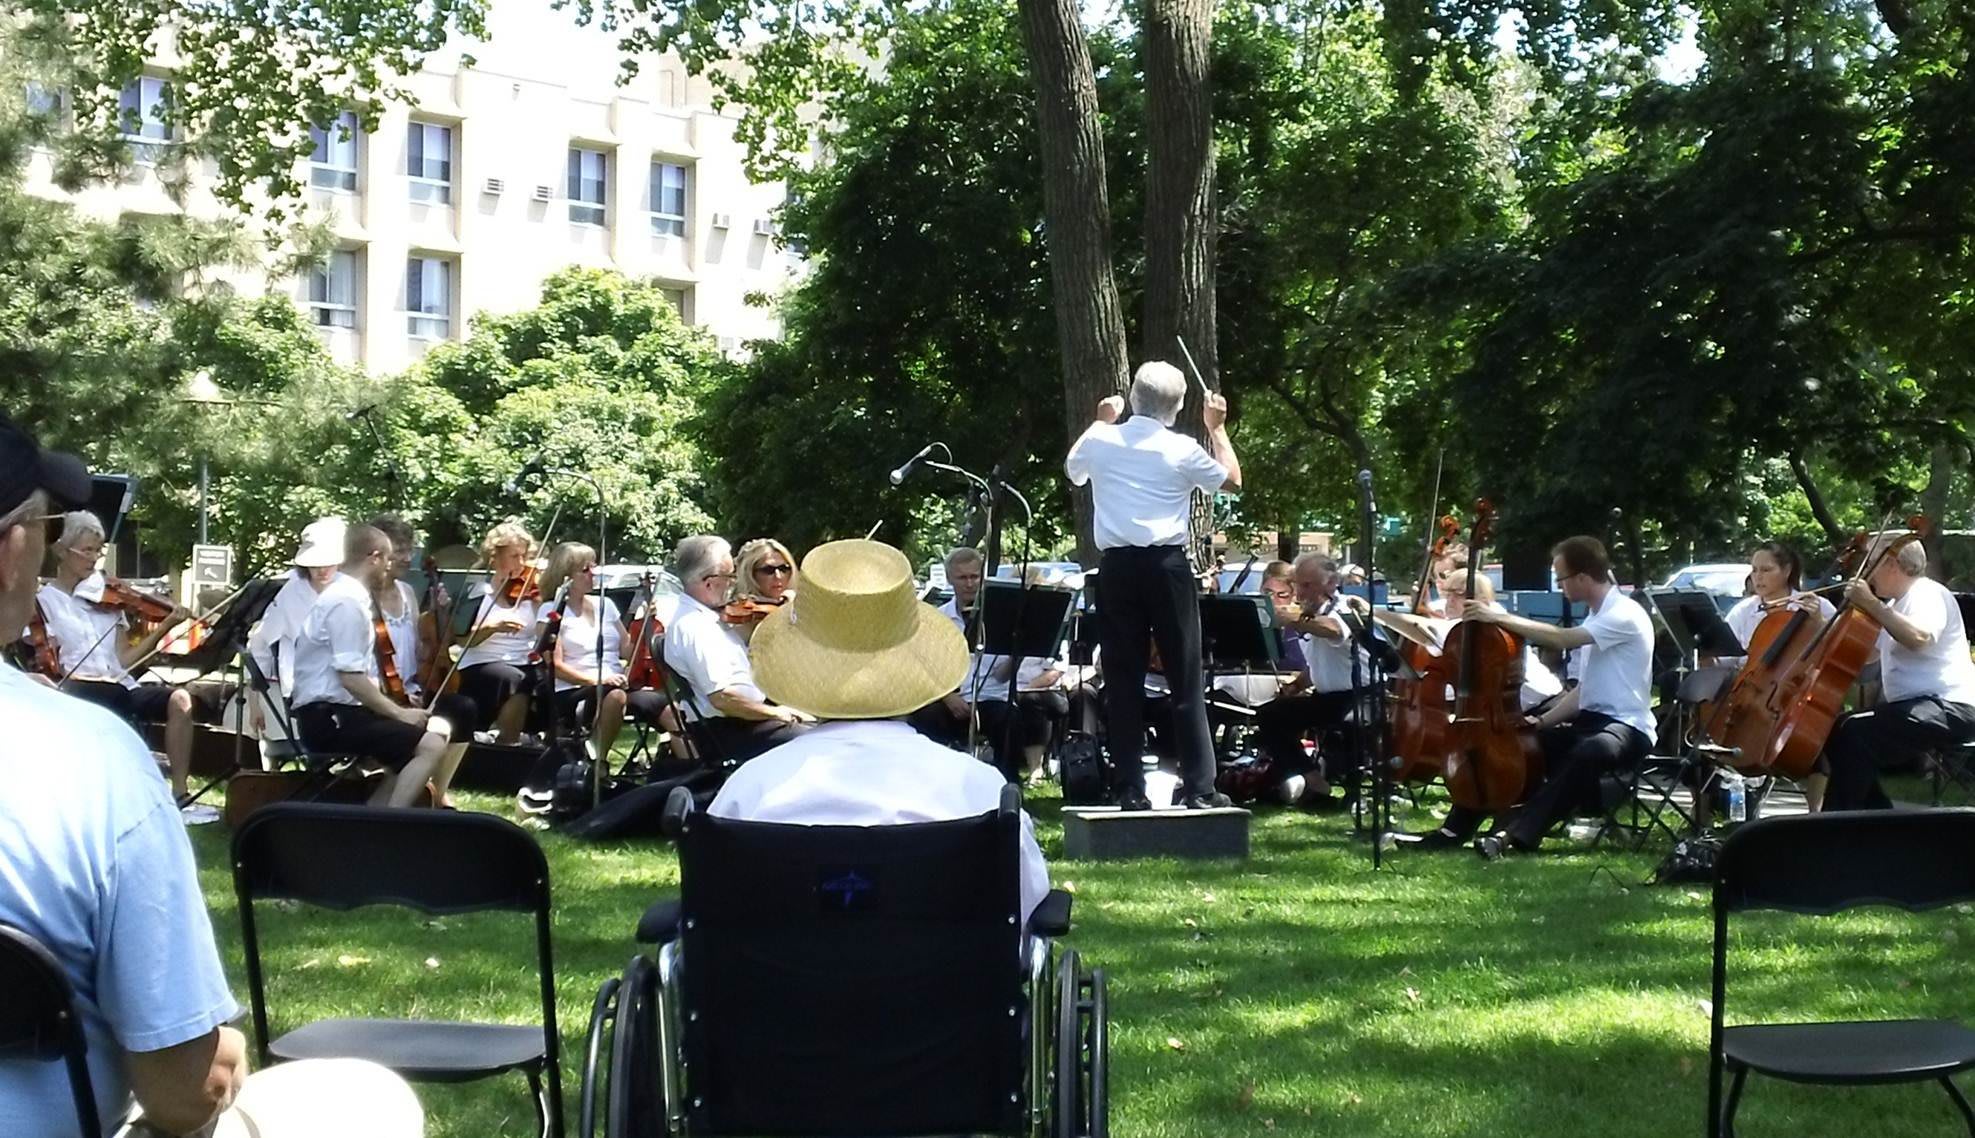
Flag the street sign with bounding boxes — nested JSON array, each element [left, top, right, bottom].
[[191, 544, 233, 589]]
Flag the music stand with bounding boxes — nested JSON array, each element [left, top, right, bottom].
[[1642, 588, 1743, 662], [1199, 594, 1279, 674], [155, 578, 284, 679], [976, 580, 1075, 664]]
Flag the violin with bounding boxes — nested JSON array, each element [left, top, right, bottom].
[[1702, 515, 1929, 777], [374, 612, 410, 706], [19, 603, 60, 679], [623, 572, 669, 691], [1388, 514, 1461, 785], [1441, 501, 1541, 813], [497, 563, 543, 607], [720, 595, 787, 625], [92, 577, 175, 624]]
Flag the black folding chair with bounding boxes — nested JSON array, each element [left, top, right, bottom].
[[233, 804, 565, 1137], [583, 784, 1107, 1138], [0, 924, 102, 1138], [1709, 809, 1975, 1136], [1930, 740, 1975, 807]]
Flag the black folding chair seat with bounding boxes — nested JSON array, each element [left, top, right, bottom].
[[269, 1018, 552, 1081], [1725, 1020, 1975, 1084], [0, 924, 102, 1138]]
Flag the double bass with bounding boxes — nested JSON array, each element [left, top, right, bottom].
[[1388, 514, 1461, 784], [1702, 517, 1927, 778], [1441, 501, 1541, 813]]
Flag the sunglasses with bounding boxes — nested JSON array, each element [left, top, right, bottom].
[[754, 564, 793, 577]]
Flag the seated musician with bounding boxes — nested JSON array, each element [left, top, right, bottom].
[[289, 524, 471, 808], [1461, 536, 1655, 858], [537, 541, 675, 761], [1375, 567, 1564, 847], [707, 538, 1048, 922], [456, 522, 541, 745], [662, 534, 814, 762], [913, 545, 987, 746], [1706, 541, 1836, 814], [36, 511, 216, 823], [1821, 541, 1975, 811], [1211, 559, 1306, 710], [245, 516, 345, 705], [368, 514, 446, 709], [729, 537, 798, 643], [1255, 553, 1369, 810]]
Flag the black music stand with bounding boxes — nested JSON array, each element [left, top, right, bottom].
[[975, 580, 1075, 776], [169, 578, 286, 809], [1643, 588, 1743, 665], [1199, 594, 1279, 675]]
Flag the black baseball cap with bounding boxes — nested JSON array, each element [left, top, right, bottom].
[[0, 415, 91, 516]]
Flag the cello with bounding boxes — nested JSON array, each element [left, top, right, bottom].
[[1442, 501, 1542, 813], [1702, 516, 1927, 778], [1388, 514, 1461, 784]]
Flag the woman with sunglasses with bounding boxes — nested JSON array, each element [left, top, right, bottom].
[[729, 537, 799, 643]]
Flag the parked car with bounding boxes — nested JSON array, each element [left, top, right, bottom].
[[1661, 562, 1748, 612]]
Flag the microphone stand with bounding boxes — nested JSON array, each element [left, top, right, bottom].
[[349, 407, 405, 510], [1356, 470, 1390, 869], [924, 459, 997, 759], [992, 473, 1037, 787]]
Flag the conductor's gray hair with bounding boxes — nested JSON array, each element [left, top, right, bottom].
[[1895, 540, 1927, 576], [674, 534, 732, 583], [1128, 361, 1187, 426]]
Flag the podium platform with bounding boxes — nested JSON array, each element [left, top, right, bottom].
[[1061, 805, 1251, 861]]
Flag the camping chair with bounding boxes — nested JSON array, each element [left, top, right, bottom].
[[1708, 808, 1975, 1136], [582, 785, 1108, 1137], [0, 923, 102, 1138], [233, 804, 565, 1137]]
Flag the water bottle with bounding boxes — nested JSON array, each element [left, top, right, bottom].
[[1723, 771, 1747, 824]]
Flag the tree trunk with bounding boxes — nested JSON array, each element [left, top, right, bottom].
[[1788, 448, 1847, 547], [1016, 0, 1132, 565], [1919, 441, 1954, 580]]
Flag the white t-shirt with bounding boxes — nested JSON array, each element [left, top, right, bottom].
[[709, 719, 1049, 922], [290, 574, 381, 709], [1064, 416, 1226, 550], [663, 595, 764, 718], [457, 584, 539, 668], [1577, 587, 1656, 742], [36, 578, 131, 686], [1722, 593, 1837, 666], [1879, 577, 1975, 706], [247, 571, 333, 697], [553, 596, 625, 692], [1300, 597, 1370, 694], [0, 668, 239, 1137], [379, 579, 422, 699]]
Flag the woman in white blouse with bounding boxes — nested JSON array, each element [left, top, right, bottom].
[[455, 522, 541, 744]]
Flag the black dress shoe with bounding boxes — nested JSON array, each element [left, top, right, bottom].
[[1184, 791, 1233, 810], [1117, 791, 1153, 812]]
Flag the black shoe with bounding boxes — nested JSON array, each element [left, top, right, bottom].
[[1404, 827, 1468, 850], [1117, 791, 1153, 812], [1184, 791, 1233, 810]]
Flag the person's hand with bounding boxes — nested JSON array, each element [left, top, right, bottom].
[[1202, 390, 1229, 430], [604, 673, 628, 689], [943, 692, 969, 719], [774, 706, 816, 725], [1095, 395, 1125, 423], [1843, 579, 1879, 611], [434, 583, 452, 610], [214, 1024, 250, 1110], [396, 706, 433, 729], [1462, 599, 1501, 623], [1338, 593, 1371, 616], [495, 617, 527, 633]]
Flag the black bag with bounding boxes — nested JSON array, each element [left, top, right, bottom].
[[1648, 834, 1721, 885], [1057, 731, 1111, 806]]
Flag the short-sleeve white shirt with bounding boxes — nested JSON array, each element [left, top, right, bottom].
[[1064, 416, 1225, 550], [1722, 593, 1837, 666], [458, 585, 539, 668], [709, 719, 1049, 921], [553, 596, 625, 692], [1879, 577, 1975, 706], [247, 571, 332, 697], [290, 574, 381, 709], [663, 595, 763, 718], [1577, 587, 1657, 742], [36, 578, 131, 686], [1299, 598, 1371, 694]]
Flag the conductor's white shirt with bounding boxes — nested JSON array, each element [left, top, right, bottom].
[[709, 719, 1050, 921], [1065, 416, 1225, 550]]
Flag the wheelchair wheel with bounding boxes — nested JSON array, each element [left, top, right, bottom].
[[579, 977, 623, 1138], [1052, 952, 1110, 1138], [608, 955, 664, 1138]]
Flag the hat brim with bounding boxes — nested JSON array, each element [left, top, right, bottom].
[[292, 544, 341, 568], [750, 602, 970, 720], [39, 451, 90, 509]]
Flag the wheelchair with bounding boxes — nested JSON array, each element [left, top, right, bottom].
[[580, 784, 1110, 1137]]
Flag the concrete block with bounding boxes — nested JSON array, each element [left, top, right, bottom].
[[1061, 806, 1250, 861]]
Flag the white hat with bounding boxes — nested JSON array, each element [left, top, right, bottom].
[[292, 517, 347, 568]]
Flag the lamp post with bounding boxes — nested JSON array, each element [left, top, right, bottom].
[[183, 369, 224, 546]]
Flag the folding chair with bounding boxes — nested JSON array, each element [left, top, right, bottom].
[[1598, 666, 1742, 849], [1930, 740, 1975, 807], [233, 804, 565, 1137], [0, 924, 102, 1138], [1709, 808, 1975, 1136], [583, 785, 1108, 1137]]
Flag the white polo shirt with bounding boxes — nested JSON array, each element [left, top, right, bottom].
[[35, 578, 131, 686], [1879, 577, 1975, 706], [1577, 587, 1656, 742], [290, 574, 381, 709], [709, 719, 1049, 921], [1064, 416, 1225, 550], [663, 594, 763, 718], [1299, 597, 1370, 694], [1722, 593, 1836, 665]]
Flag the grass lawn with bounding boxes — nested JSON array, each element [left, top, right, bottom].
[[188, 789, 1975, 1137]]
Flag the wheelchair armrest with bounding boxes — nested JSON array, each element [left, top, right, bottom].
[[1027, 888, 1073, 938], [636, 896, 683, 945]]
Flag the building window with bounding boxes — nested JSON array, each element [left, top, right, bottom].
[[309, 250, 359, 329], [650, 161, 688, 237], [567, 146, 607, 226], [407, 121, 453, 204], [24, 82, 60, 120], [406, 256, 452, 340], [308, 110, 360, 193], [660, 287, 689, 321], [117, 77, 171, 161]]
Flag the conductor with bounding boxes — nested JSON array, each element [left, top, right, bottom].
[[1066, 361, 1243, 810]]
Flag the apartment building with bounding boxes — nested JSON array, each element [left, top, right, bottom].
[[21, 3, 799, 373]]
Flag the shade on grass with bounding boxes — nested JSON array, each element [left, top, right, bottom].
[[189, 789, 1975, 1137]]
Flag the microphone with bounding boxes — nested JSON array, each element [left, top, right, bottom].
[[1357, 468, 1376, 514], [344, 404, 381, 422], [889, 444, 938, 486], [503, 463, 541, 497]]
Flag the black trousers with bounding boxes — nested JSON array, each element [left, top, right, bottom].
[[697, 715, 809, 764], [978, 691, 1070, 780], [1824, 696, 1975, 812], [1255, 690, 1359, 785], [1098, 545, 1215, 798], [458, 661, 539, 733], [1504, 712, 1651, 849]]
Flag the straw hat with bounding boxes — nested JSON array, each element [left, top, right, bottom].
[[751, 539, 969, 720], [292, 517, 347, 568]]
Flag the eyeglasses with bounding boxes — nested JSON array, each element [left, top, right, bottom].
[[755, 564, 793, 577], [702, 571, 737, 583]]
